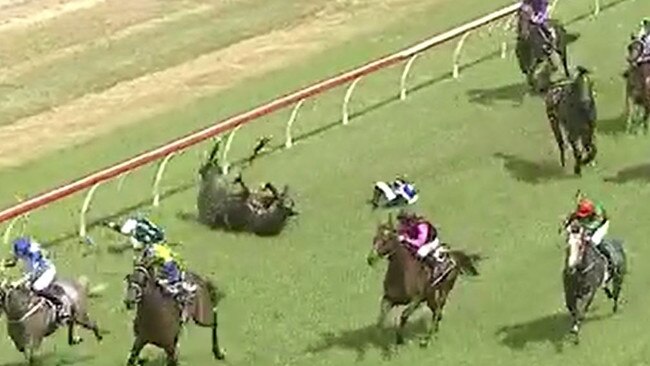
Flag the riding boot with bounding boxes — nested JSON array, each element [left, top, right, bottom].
[[595, 244, 614, 279]]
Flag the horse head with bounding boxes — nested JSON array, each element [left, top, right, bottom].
[[124, 266, 152, 310], [198, 140, 222, 181], [367, 215, 399, 266], [565, 220, 588, 272], [627, 39, 644, 65]]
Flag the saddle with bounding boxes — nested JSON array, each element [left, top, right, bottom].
[[35, 283, 72, 323]]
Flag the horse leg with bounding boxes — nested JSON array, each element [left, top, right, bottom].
[[67, 319, 83, 346], [370, 188, 382, 209], [376, 296, 392, 329], [611, 273, 624, 313], [126, 338, 146, 366], [568, 139, 582, 175], [211, 306, 225, 360], [548, 114, 566, 167], [396, 300, 421, 345], [165, 342, 180, 366], [74, 311, 103, 342]]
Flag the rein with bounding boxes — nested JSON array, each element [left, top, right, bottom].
[[4, 291, 47, 324]]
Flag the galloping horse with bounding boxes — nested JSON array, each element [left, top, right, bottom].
[[0, 277, 103, 364], [563, 220, 626, 344], [545, 66, 597, 176], [624, 39, 650, 133], [366, 215, 481, 347], [515, 8, 570, 92], [124, 266, 225, 366]]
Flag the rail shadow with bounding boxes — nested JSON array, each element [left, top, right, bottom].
[[305, 318, 428, 361], [493, 152, 572, 184], [467, 82, 530, 106]]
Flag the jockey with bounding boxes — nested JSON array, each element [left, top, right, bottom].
[[104, 215, 165, 251], [4, 237, 68, 320], [523, 0, 553, 46], [563, 196, 612, 264], [635, 18, 650, 64], [374, 176, 418, 206], [142, 243, 196, 305], [396, 211, 446, 267]]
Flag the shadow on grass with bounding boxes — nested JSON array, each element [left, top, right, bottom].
[[493, 153, 571, 184], [604, 163, 650, 183], [305, 318, 428, 361], [496, 312, 612, 353], [467, 82, 530, 106], [598, 113, 627, 135], [0, 353, 94, 366]]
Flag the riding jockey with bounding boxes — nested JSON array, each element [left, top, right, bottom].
[[142, 243, 197, 320], [634, 18, 650, 65], [396, 211, 447, 269], [523, 0, 554, 47], [563, 195, 613, 269], [3, 237, 69, 320], [104, 215, 165, 251], [374, 176, 418, 207]]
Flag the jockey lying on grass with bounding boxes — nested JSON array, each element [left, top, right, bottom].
[[4, 237, 69, 321], [374, 177, 418, 207], [141, 243, 197, 320], [105, 215, 165, 251], [397, 211, 448, 275]]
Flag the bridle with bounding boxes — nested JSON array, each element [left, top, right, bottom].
[[125, 266, 150, 305]]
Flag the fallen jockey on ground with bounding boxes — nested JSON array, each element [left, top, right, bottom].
[[3, 237, 70, 322], [562, 194, 615, 278], [104, 215, 166, 251], [396, 211, 451, 282], [373, 176, 418, 207], [141, 242, 197, 322]]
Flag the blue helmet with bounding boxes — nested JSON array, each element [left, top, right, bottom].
[[13, 237, 31, 257]]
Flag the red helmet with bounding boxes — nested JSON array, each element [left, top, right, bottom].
[[576, 199, 595, 218]]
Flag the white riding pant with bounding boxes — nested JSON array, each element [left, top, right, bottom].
[[375, 181, 397, 201], [416, 238, 441, 258], [395, 186, 418, 204], [591, 221, 609, 246], [32, 266, 56, 291]]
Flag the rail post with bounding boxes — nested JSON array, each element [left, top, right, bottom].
[[342, 77, 362, 125], [79, 182, 103, 238], [221, 125, 243, 175], [593, 0, 599, 16], [2, 213, 28, 245], [285, 99, 305, 148], [452, 31, 473, 79], [400, 54, 420, 101], [116, 171, 131, 191], [152, 152, 179, 207]]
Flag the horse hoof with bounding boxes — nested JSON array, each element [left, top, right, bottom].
[[418, 339, 429, 348], [396, 336, 405, 345], [213, 349, 226, 360], [71, 337, 83, 346]]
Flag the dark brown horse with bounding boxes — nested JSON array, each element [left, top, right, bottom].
[[624, 40, 650, 133], [124, 266, 225, 366], [545, 66, 597, 176], [366, 215, 480, 347], [0, 277, 103, 364]]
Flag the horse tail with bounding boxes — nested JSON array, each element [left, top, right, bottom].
[[77, 275, 106, 298], [450, 251, 482, 276]]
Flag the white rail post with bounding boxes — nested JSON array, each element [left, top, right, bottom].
[[593, 0, 599, 16], [400, 54, 420, 101], [285, 99, 305, 148], [549, 0, 560, 16], [79, 182, 103, 238], [221, 125, 243, 175], [116, 171, 131, 191], [342, 77, 362, 125], [452, 31, 473, 79], [3, 214, 27, 245], [501, 15, 515, 59], [152, 152, 178, 208]]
